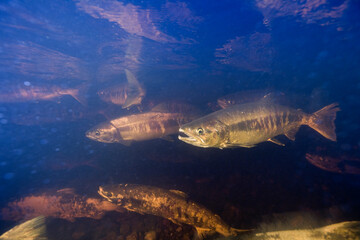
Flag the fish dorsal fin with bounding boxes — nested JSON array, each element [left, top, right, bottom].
[[267, 138, 285, 146], [260, 91, 285, 104], [151, 103, 169, 113], [284, 126, 299, 141], [57, 188, 76, 195], [169, 189, 188, 198]]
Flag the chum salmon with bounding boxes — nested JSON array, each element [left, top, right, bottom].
[[179, 98, 340, 149], [86, 102, 200, 145], [98, 184, 248, 239], [0, 84, 87, 105]]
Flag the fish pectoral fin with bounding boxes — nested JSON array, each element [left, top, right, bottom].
[[167, 217, 182, 225], [284, 127, 299, 141], [193, 227, 214, 240], [169, 189, 188, 198], [267, 138, 285, 146], [117, 140, 132, 146]]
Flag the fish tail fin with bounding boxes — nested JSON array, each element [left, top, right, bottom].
[[124, 69, 140, 87], [69, 84, 89, 106], [0, 216, 47, 239], [123, 69, 145, 109], [319, 221, 360, 237], [307, 103, 340, 141]]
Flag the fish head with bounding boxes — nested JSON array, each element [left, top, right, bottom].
[[178, 119, 226, 148], [86, 122, 119, 143]]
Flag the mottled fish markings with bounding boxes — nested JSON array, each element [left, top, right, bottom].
[[98, 184, 248, 239], [179, 98, 340, 149]]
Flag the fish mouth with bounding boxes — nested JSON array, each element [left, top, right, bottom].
[[178, 128, 198, 143], [85, 130, 100, 141]]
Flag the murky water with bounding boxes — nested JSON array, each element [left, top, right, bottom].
[[0, 1, 360, 239]]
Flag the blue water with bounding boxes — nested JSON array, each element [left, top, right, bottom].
[[0, 0, 360, 239]]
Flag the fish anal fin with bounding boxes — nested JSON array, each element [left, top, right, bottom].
[[267, 138, 285, 146], [284, 127, 299, 141], [169, 189, 188, 198], [230, 227, 254, 234], [194, 227, 214, 240]]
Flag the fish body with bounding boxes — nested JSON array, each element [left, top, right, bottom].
[[217, 222, 360, 240], [86, 111, 197, 145], [306, 153, 360, 174], [98, 184, 245, 239], [97, 83, 129, 105], [97, 69, 145, 108], [241, 221, 360, 240], [179, 100, 340, 148], [0, 84, 87, 105]]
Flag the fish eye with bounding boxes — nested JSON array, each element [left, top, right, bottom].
[[95, 130, 101, 136], [197, 128, 204, 135]]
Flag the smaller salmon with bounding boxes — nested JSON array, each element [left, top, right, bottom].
[[97, 69, 146, 108], [86, 102, 200, 145], [0, 84, 87, 105]]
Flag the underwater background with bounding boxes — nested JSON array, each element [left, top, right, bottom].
[[0, 0, 360, 239]]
